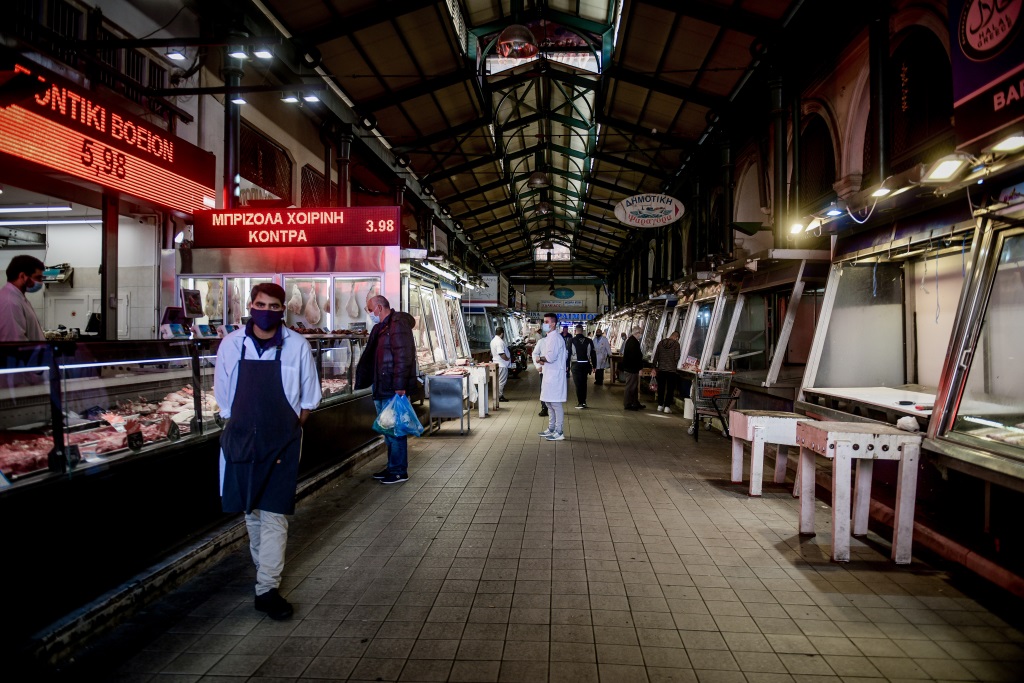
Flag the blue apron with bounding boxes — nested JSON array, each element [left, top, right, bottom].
[[220, 340, 303, 515]]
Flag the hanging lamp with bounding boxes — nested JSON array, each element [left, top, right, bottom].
[[496, 24, 538, 59]]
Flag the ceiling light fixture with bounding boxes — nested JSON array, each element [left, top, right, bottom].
[[166, 48, 187, 61], [281, 93, 299, 103], [985, 130, 1024, 154], [527, 170, 549, 189], [226, 45, 248, 59], [230, 96, 247, 105], [922, 153, 973, 183], [359, 113, 377, 131], [0, 205, 73, 213], [496, 24, 539, 59], [537, 201, 552, 215], [253, 48, 274, 60], [421, 184, 434, 197], [302, 93, 319, 102], [396, 154, 411, 168], [0, 217, 102, 226]]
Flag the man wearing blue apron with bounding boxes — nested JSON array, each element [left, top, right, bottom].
[[215, 283, 321, 620]]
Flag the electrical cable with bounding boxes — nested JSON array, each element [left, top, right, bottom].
[[139, 6, 187, 40], [846, 194, 880, 225]]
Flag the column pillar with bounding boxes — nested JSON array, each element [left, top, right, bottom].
[[770, 77, 787, 248], [336, 124, 353, 207], [100, 191, 119, 340]]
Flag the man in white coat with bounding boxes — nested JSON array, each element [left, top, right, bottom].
[[536, 312, 568, 441], [593, 328, 612, 385]]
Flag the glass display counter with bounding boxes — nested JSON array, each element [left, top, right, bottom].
[[930, 222, 1024, 473]]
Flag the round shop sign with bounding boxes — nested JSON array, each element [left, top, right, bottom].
[[552, 287, 575, 299], [614, 193, 685, 228], [958, 0, 1022, 61]]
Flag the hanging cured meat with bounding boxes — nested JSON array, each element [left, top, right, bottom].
[[227, 284, 242, 324], [287, 285, 303, 314], [346, 282, 360, 319], [324, 282, 331, 314], [304, 287, 322, 325]]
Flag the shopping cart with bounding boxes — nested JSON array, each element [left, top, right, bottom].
[[687, 370, 738, 441]]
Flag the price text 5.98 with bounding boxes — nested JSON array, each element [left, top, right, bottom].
[[81, 140, 127, 179]]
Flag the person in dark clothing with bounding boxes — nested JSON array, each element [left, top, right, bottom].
[[355, 295, 417, 485], [569, 324, 596, 408], [560, 326, 572, 378], [215, 283, 322, 621], [652, 331, 682, 413], [621, 326, 646, 410]]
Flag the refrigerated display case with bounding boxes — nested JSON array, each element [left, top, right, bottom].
[[0, 335, 380, 641], [928, 216, 1024, 480], [443, 293, 472, 362]]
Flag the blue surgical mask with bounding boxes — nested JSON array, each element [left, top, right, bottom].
[[369, 310, 381, 324], [250, 308, 284, 331], [25, 281, 43, 294], [542, 323, 551, 333]]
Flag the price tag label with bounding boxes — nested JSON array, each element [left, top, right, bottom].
[[127, 431, 144, 452]]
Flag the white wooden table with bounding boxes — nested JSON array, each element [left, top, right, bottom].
[[729, 410, 812, 496], [796, 421, 922, 564]]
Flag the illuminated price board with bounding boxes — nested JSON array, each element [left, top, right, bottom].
[[192, 206, 402, 248], [0, 61, 216, 214]]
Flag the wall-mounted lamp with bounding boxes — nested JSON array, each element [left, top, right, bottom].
[[303, 94, 319, 102], [921, 153, 973, 183], [823, 199, 847, 217], [440, 206, 451, 217], [984, 129, 1024, 154], [230, 96, 247, 105], [359, 113, 377, 130], [281, 93, 299, 103], [421, 183, 434, 197]]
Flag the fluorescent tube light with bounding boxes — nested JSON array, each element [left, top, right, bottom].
[[0, 218, 101, 226], [0, 205, 72, 213]]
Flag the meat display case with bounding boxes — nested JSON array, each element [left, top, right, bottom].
[[0, 334, 379, 643], [928, 209, 1024, 486]]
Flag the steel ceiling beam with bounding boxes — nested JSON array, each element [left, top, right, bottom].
[[454, 196, 517, 220], [359, 69, 474, 112], [392, 116, 490, 153], [592, 151, 670, 179], [604, 66, 726, 110], [639, 0, 781, 39], [441, 177, 511, 205], [596, 115, 692, 149], [424, 143, 543, 183], [298, 0, 439, 45]]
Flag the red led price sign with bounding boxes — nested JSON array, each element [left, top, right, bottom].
[[192, 206, 402, 248], [0, 62, 216, 214]]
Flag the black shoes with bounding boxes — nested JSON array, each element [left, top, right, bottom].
[[380, 473, 409, 485], [539, 409, 548, 417], [499, 396, 509, 402], [371, 468, 389, 480], [625, 404, 647, 411], [255, 588, 293, 620], [575, 404, 587, 409]]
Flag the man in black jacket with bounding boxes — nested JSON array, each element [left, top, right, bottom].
[[569, 324, 596, 408], [621, 326, 646, 411], [355, 295, 417, 485]]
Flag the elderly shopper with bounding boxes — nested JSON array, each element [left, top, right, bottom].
[[652, 331, 682, 413]]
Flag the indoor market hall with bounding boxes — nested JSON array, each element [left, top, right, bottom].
[[5, 0, 1024, 681], [79, 373, 1023, 683]]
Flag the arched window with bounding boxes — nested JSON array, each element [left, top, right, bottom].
[[792, 115, 837, 213], [863, 28, 953, 187]]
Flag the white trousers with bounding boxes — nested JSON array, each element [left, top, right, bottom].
[[497, 366, 508, 397], [245, 509, 289, 596], [546, 401, 564, 433]]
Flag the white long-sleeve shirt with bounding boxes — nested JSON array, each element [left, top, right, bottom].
[[214, 326, 322, 419], [0, 282, 44, 342]]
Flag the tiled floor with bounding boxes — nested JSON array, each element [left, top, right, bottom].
[[95, 373, 1024, 682]]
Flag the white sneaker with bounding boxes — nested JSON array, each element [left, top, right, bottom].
[[545, 432, 565, 441], [538, 429, 554, 437], [657, 406, 664, 412], [663, 406, 672, 414]]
